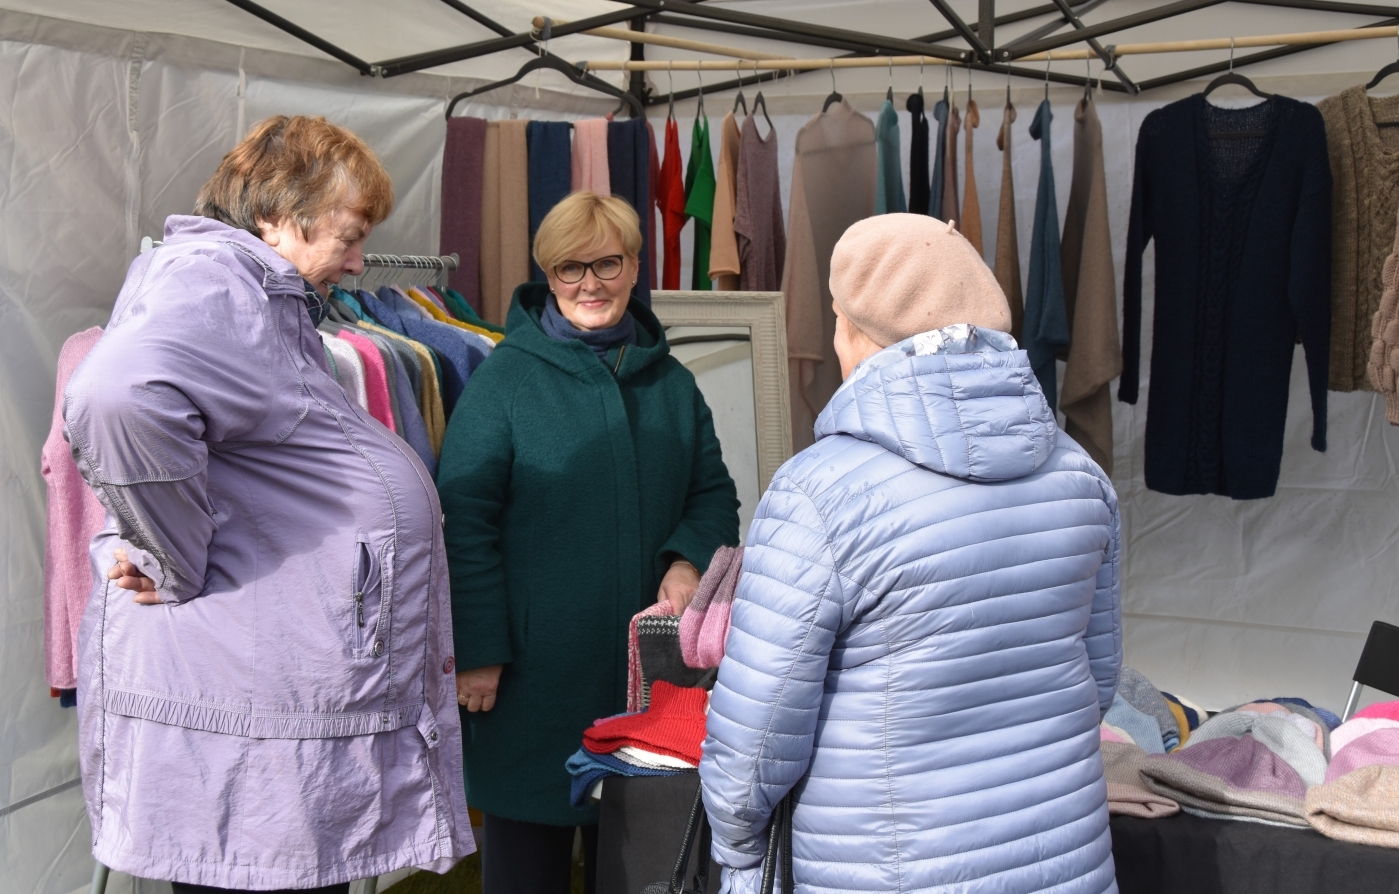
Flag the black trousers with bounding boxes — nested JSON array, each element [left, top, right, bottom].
[[483, 813, 598, 894], [170, 884, 348, 894]]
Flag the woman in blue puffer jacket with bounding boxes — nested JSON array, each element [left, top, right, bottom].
[[699, 214, 1122, 894]]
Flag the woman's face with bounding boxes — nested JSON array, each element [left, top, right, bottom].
[[260, 203, 373, 296], [546, 233, 637, 331]]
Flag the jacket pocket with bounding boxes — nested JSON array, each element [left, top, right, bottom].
[[352, 537, 384, 654]]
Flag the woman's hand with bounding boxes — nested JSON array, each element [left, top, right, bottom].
[[108, 548, 160, 605], [658, 559, 701, 614], [456, 664, 503, 712]]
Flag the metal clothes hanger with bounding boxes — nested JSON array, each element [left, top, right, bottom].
[[1366, 31, 1399, 92], [667, 61, 676, 121], [734, 63, 749, 117], [1044, 54, 1051, 102], [696, 66, 706, 121], [445, 47, 643, 119], [944, 63, 951, 105], [886, 56, 895, 103], [750, 60, 775, 135], [919, 57, 926, 102], [823, 59, 843, 112], [1202, 37, 1273, 101]]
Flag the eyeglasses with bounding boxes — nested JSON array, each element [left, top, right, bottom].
[[554, 255, 625, 284]]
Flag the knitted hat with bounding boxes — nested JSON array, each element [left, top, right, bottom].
[[1305, 765, 1399, 847], [1189, 711, 1328, 786], [1325, 728, 1399, 783], [1101, 741, 1181, 819], [1141, 735, 1310, 827], [584, 681, 709, 764], [1105, 695, 1166, 755], [828, 214, 1011, 347], [1354, 700, 1399, 723], [1116, 668, 1179, 751], [1269, 696, 1342, 731], [1331, 717, 1399, 756]]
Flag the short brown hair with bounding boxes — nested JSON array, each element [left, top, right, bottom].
[[533, 191, 642, 275], [194, 115, 393, 237]]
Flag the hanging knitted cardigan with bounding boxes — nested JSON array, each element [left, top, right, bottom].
[[1121, 95, 1331, 499], [1317, 86, 1399, 392]]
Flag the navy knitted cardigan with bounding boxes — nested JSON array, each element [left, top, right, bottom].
[[1121, 95, 1331, 500]]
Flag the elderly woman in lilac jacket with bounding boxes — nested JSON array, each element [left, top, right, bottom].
[[64, 116, 473, 892], [699, 215, 1123, 894]]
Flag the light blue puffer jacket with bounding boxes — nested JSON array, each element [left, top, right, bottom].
[[699, 327, 1122, 894]]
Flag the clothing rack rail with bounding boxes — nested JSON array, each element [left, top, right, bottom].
[[575, 23, 1399, 70], [356, 252, 460, 291]]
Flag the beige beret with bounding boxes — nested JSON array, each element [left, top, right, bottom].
[[829, 213, 1012, 347]]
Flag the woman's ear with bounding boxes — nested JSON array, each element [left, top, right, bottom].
[[257, 218, 281, 247]]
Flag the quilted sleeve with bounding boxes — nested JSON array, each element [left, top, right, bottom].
[[698, 473, 847, 872], [1084, 472, 1123, 717]]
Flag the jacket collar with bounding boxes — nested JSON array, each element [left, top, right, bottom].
[[162, 215, 305, 298], [502, 282, 670, 380]]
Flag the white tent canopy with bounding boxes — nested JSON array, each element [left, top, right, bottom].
[[2, 2, 1398, 892]]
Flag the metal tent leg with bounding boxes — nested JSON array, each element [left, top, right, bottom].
[[1343, 681, 1364, 722], [89, 863, 109, 894]]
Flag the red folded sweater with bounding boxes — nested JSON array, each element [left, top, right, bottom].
[[584, 681, 708, 764]]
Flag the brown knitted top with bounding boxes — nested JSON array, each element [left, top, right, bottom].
[[1318, 86, 1399, 392]]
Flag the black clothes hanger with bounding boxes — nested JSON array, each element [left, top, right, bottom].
[[1201, 38, 1272, 102], [1200, 39, 1273, 139], [1367, 32, 1399, 91], [445, 51, 643, 120], [734, 65, 749, 117], [749, 62, 775, 136], [886, 57, 894, 104], [823, 59, 843, 112]]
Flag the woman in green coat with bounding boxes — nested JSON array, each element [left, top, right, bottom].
[[438, 191, 740, 894]]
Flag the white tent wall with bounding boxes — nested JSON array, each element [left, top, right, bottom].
[[3, 2, 1399, 892]]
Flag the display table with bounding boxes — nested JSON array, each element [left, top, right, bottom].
[[1111, 813, 1399, 894]]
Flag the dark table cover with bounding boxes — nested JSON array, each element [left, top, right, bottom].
[[1112, 813, 1399, 894], [597, 772, 720, 894]]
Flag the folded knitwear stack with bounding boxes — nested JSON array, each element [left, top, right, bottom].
[[1305, 702, 1399, 847], [566, 681, 711, 808], [680, 545, 743, 669]]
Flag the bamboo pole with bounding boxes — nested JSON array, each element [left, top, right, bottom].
[[1020, 24, 1399, 61], [531, 16, 793, 60], [579, 55, 953, 71]]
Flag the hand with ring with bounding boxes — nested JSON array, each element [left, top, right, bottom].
[[456, 664, 503, 712]]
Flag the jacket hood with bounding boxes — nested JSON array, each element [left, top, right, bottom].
[[501, 281, 670, 380], [162, 214, 305, 298], [814, 325, 1058, 482]]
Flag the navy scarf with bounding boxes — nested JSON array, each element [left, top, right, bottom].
[[541, 295, 637, 360]]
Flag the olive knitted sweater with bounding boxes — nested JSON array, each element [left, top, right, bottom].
[[1318, 86, 1399, 392]]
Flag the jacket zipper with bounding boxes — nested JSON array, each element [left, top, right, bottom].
[[613, 344, 627, 375], [356, 590, 365, 628]]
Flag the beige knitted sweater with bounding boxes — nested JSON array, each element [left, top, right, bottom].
[[1317, 86, 1399, 392], [1368, 202, 1399, 422]]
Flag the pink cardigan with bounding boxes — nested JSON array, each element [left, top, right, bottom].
[[337, 329, 397, 433], [41, 327, 107, 690]]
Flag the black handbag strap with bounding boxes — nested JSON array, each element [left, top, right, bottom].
[[665, 781, 711, 894], [759, 794, 795, 894]]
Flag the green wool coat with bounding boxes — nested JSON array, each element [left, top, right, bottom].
[[438, 282, 740, 826]]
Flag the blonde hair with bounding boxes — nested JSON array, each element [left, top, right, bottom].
[[194, 115, 394, 237], [532, 191, 642, 275]]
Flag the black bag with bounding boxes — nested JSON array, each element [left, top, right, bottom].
[[640, 782, 793, 894]]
